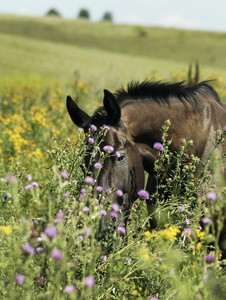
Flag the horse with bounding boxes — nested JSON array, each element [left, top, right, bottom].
[[67, 80, 226, 230], [67, 90, 145, 232]]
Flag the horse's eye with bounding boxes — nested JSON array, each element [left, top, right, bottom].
[[117, 153, 125, 163]]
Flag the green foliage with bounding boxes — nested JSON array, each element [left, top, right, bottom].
[[102, 12, 113, 22], [78, 9, 90, 19], [45, 8, 61, 17]]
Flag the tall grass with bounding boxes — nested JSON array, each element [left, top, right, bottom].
[[0, 71, 226, 299]]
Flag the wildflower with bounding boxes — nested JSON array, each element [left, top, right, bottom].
[[61, 172, 68, 179], [203, 274, 209, 281], [115, 151, 121, 158], [78, 235, 84, 241], [44, 226, 58, 239], [107, 188, 112, 193], [110, 212, 118, 220], [5, 174, 17, 183], [64, 285, 76, 293], [182, 227, 193, 239], [36, 247, 44, 252], [15, 274, 25, 285], [83, 206, 90, 213], [85, 176, 94, 184], [153, 142, 164, 151], [72, 179, 77, 183], [202, 217, 212, 225], [0, 225, 12, 235], [25, 184, 33, 191], [94, 162, 102, 169], [84, 227, 91, 237], [205, 254, 215, 263], [63, 192, 69, 198], [90, 124, 97, 131], [138, 189, 149, 200], [224, 126, 226, 131], [81, 188, 87, 194], [112, 203, 120, 212], [88, 137, 94, 144], [103, 145, 114, 152], [32, 182, 39, 187], [179, 205, 185, 212], [185, 218, 190, 225], [126, 258, 132, 263], [85, 276, 95, 288], [149, 297, 159, 300], [117, 227, 126, 234], [101, 210, 107, 216], [116, 189, 123, 197], [96, 186, 103, 192], [54, 211, 65, 223], [78, 128, 83, 131], [207, 192, 217, 201], [51, 249, 62, 260], [22, 243, 34, 255], [103, 125, 110, 131], [3, 194, 8, 200], [26, 174, 32, 181], [103, 255, 107, 262]]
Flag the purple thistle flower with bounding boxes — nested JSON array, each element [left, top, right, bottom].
[[22, 243, 34, 255], [72, 179, 77, 183], [115, 151, 121, 158], [182, 227, 193, 239], [5, 174, 17, 183], [202, 217, 212, 225], [94, 162, 102, 169], [103, 255, 107, 262], [224, 126, 226, 131], [179, 205, 185, 212], [103, 145, 114, 152], [51, 249, 62, 260], [84, 276, 95, 288], [90, 124, 97, 131], [61, 172, 68, 179], [96, 186, 103, 192], [88, 137, 94, 144], [110, 212, 118, 220], [25, 184, 33, 191], [78, 235, 84, 241], [85, 177, 94, 185], [26, 174, 32, 181], [185, 218, 190, 225], [64, 285, 76, 293], [107, 188, 112, 194], [126, 258, 132, 263], [36, 247, 44, 252], [138, 189, 149, 200], [63, 192, 69, 198], [153, 142, 164, 151], [32, 182, 39, 187], [103, 125, 110, 131], [78, 128, 83, 132], [15, 274, 25, 285], [54, 211, 65, 223], [207, 192, 217, 201], [101, 210, 107, 216], [149, 297, 160, 300], [117, 227, 126, 234], [205, 254, 215, 263], [84, 227, 91, 237], [83, 206, 90, 213], [116, 189, 123, 197], [81, 188, 87, 194], [112, 203, 120, 212], [44, 226, 58, 239], [3, 194, 8, 200]]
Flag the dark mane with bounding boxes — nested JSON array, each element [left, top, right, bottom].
[[114, 80, 222, 109]]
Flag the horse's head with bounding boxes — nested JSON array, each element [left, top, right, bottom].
[[66, 90, 144, 231]]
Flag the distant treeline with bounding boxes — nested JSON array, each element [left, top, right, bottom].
[[46, 8, 113, 22]]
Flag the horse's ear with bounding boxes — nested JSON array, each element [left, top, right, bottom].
[[103, 89, 121, 124], [66, 95, 90, 128]]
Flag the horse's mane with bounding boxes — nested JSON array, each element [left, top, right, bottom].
[[114, 80, 222, 109]]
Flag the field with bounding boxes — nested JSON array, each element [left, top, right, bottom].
[[0, 14, 226, 299]]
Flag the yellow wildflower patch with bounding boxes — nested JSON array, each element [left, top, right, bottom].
[[0, 225, 12, 235], [145, 225, 180, 243]]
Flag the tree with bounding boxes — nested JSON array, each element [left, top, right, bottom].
[[102, 12, 113, 22], [45, 8, 61, 17], [78, 9, 90, 19]]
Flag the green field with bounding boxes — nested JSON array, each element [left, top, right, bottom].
[[1, 13, 226, 91]]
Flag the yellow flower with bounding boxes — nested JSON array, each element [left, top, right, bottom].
[[131, 290, 138, 296], [196, 242, 202, 251], [0, 225, 12, 235]]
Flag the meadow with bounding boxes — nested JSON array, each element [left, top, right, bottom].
[[0, 14, 226, 299]]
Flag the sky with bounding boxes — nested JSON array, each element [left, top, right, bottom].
[[1, 0, 226, 32]]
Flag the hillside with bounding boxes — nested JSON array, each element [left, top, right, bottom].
[[1, 14, 226, 90]]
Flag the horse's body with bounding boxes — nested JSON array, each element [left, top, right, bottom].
[[67, 80, 226, 229]]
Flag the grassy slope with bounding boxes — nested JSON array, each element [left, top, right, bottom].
[[1, 14, 226, 90]]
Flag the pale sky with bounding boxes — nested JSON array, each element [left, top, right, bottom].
[[0, 0, 226, 32]]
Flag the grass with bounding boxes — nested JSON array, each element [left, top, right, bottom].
[[1, 14, 226, 91]]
